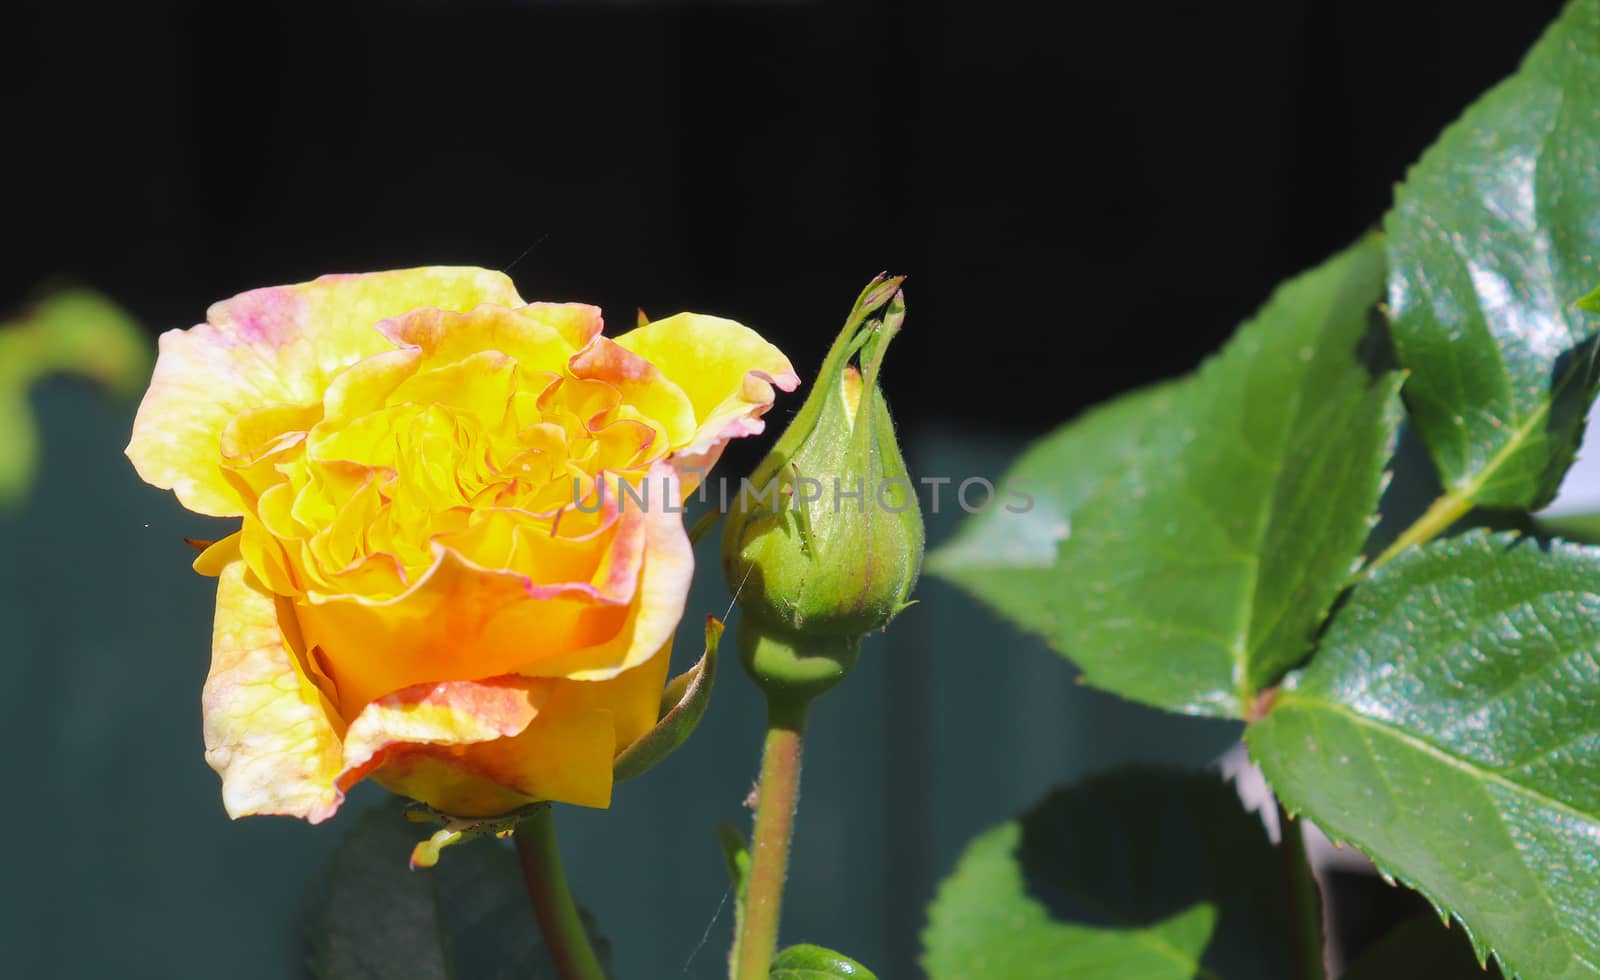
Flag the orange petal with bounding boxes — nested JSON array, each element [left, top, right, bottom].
[[368, 702, 616, 814], [294, 461, 692, 714], [128, 267, 522, 516], [363, 647, 673, 814], [436, 506, 642, 599], [293, 545, 614, 715], [202, 556, 344, 822], [337, 675, 548, 791], [529, 463, 694, 682], [565, 633, 676, 752]]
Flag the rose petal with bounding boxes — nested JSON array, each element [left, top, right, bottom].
[[362, 646, 672, 814], [294, 461, 691, 714], [367, 703, 615, 814], [217, 403, 320, 512], [523, 302, 606, 350], [127, 267, 523, 516], [381, 303, 593, 378], [336, 675, 548, 791], [192, 531, 243, 577], [612, 313, 799, 489], [435, 505, 644, 600], [565, 633, 676, 751], [568, 337, 699, 451], [386, 350, 518, 428], [202, 549, 344, 823], [320, 348, 424, 429]]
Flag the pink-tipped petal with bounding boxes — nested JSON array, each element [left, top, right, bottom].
[[203, 553, 344, 823], [128, 267, 523, 516]]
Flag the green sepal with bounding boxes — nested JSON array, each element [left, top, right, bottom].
[[401, 801, 539, 870], [735, 617, 861, 708], [745, 273, 903, 492], [613, 615, 723, 782]]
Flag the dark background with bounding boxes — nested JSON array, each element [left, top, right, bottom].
[[2, 1, 1563, 977], [8, 0, 1566, 442]]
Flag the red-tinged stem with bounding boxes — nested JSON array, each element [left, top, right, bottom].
[[734, 699, 808, 979], [514, 804, 606, 980]]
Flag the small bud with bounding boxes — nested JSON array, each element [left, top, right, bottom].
[[722, 278, 924, 703]]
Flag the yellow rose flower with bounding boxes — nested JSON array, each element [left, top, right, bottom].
[[127, 267, 797, 822]]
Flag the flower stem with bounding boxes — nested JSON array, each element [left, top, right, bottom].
[[734, 699, 808, 980], [1370, 489, 1473, 570], [514, 803, 606, 980], [1277, 800, 1326, 980]]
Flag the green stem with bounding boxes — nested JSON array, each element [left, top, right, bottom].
[[514, 804, 606, 980], [1370, 489, 1473, 570], [734, 700, 809, 980], [1277, 800, 1326, 980]]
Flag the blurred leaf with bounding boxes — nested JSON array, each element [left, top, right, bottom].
[[308, 800, 609, 980], [0, 387, 38, 505], [770, 943, 877, 978], [1383, 0, 1600, 510], [6, 289, 151, 395], [307, 804, 454, 980], [1341, 916, 1501, 980], [0, 288, 149, 506], [920, 768, 1302, 979], [939, 238, 1402, 718], [1248, 531, 1600, 980]]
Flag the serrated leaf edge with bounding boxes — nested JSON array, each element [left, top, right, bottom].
[[1250, 528, 1600, 980], [1257, 765, 1512, 978]]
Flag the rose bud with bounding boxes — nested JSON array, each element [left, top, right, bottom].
[[721, 277, 924, 703]]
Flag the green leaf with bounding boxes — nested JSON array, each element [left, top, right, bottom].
[[938, 238, 1402, 717], [927, 379, 1182, 639], [1342, 917, 1503, 980], [920, 767, 1303, 979], [1383, 0, 1600, 510], [613, 615, 722, 782], [308, 800, 608, 980], [1247, 531, 1600, 980], [769, 943, 878, 978], [719, 822, 752, 978]]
